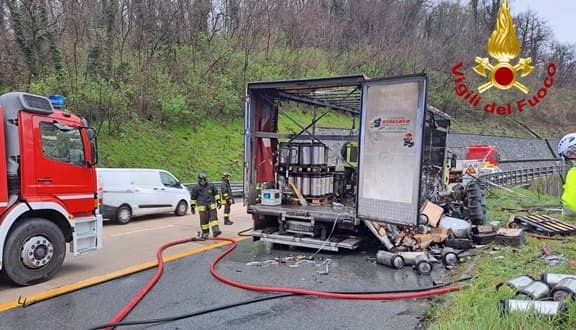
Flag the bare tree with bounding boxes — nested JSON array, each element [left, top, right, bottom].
[[5, 0, 63, 82], [515, 10, 552, 65]]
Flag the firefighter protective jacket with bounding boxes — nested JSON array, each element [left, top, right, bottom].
[[221, 180, 233, 202], [191, 182, 220, 207], [563, 165, 576, 217]]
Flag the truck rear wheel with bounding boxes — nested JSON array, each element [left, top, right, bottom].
[[175, 200, 188, 216], [466, 182, 487, 225], [3, 218, 66, 286]]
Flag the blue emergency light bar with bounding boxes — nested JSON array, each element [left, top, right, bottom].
[[49, 94, 65, 109]]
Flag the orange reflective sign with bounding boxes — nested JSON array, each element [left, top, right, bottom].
[[465, 165, 477, 176]]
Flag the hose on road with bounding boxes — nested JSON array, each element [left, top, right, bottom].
[[91, 236, 462, 329]]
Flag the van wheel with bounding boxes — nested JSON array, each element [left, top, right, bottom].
[[115, 205, 132, 225], [3, 218, 66, 286], [175, 200, 188, 216]]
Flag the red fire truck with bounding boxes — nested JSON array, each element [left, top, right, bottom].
[[0, 92, 102, 286]]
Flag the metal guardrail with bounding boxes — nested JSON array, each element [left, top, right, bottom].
[[183, 181, 244, 197], [480, 165, 567, 187], [182, 166, 566, 199]]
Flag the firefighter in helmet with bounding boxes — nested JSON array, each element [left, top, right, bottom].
[[558, 133, 576, 217], [220, 172, 234, 225], [190, 173, 222, 239]]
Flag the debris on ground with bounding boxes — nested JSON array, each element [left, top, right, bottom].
[[510, 214, 576, 236], [497, 273, 576, 320]]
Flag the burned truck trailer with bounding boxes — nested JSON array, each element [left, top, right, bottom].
[[244, 74, 452, 251]]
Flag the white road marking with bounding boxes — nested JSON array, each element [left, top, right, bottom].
[[110, 225, 175, 237]]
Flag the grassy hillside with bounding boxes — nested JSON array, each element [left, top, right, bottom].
[[96, 110, 355, 183], [96, 101, 563, 183]]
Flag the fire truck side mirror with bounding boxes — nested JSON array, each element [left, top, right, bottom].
[[86, 127, 98, 166], [87, 127, 96, 140]]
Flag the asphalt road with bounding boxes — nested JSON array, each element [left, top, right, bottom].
[[0, 204, 254, 306], [0, 205, 457, 330]]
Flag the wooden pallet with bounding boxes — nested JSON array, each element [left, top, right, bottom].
[[512, 214, 576, 236], [305, 196, 330, 205]]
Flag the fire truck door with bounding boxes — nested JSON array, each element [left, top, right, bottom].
[[32, 117, 96, 214]]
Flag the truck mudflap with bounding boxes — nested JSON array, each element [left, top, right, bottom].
[[252, 229, 360, 252]]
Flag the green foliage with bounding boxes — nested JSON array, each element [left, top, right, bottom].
[[97, 116, 244, 183], [155, 71, 190, 125]]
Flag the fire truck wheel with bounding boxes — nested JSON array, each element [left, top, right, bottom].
[[3, 218, 65, 286], [175, 200, 188, 216], [115, 205, 132, 224]]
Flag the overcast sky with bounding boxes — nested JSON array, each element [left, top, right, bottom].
[[510, 0, 576, 45]]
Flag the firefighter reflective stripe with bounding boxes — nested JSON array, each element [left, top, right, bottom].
[[210, 203, 217, 210], [201, 224, 209, 230], [224, 213, 230, 217], [210, 220, 219, 227], [190, 182, 219, 205], [56, 194, 94, 200], [221, 181, 233, 202], [191, 200, 197, 206], [562, 166, 576, 216], [198, 205, 206, 212]]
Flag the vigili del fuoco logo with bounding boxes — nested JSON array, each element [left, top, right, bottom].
[[451, 0, 556, 116]]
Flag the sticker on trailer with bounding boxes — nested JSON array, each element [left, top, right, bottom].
[[368, 117, 411, 135]]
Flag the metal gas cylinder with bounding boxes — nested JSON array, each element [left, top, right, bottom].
[[551, 277, 576, 301], [499, 299, 568, 317], [517, 281, 550, 300], [300, 173, 311, 197], [288, 144, 299, 166], [311, 143, 326, 166], [278, 142, 290, 166], [309, 174, 322, 197], [299, 143, 312, 166], [376, 250, 405, 269], [541, 273, 576, 287]]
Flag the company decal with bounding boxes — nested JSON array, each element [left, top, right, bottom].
[[451, 0, 555, 116], [369, 116, 411, 134]]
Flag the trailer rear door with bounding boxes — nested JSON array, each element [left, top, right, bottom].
[[357, 74, 427, 226]]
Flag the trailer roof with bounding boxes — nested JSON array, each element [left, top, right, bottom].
[[247, 74, 451, 119], [247, 74, 368, 114]]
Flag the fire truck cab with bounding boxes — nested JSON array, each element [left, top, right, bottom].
[[0, 92, 102, 286]]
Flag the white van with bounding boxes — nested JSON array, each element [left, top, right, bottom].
[[96, 168, 190, 224]]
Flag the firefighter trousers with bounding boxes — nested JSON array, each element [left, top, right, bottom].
[[198, 207, 220, 235], [223, 202, 232, 221]]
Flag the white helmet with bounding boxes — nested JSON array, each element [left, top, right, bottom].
[[558, 133, 576, 160]]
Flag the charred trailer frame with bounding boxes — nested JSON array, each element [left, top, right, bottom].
[[243, 74, 450, 251]]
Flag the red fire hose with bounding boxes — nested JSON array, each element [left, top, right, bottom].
[[105, 236, 461, 328], [103, 237, 195, 330], [210, 237, 460, 300]]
